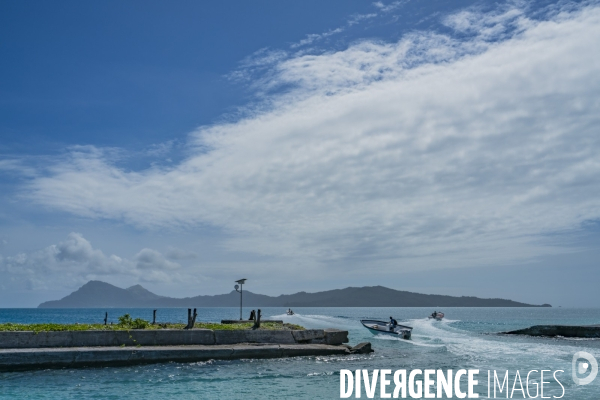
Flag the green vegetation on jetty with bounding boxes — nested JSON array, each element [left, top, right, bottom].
[[0, 314, 304, 332]]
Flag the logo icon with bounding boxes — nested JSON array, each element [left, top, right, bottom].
[[572, 351, 598, 385]]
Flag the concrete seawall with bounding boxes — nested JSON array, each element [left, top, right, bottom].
[[503, 325, 600, 338], [0, 344, 353, 372], [0, 328, 361, 371], [0, 328, 348, 349]]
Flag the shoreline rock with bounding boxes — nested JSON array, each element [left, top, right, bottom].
[[503, 325, 600, 338]]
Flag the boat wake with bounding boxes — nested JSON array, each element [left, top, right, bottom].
[[400, 317, 593, 372], [271, 312, 598, 380], [373, 333, 446, 348], [269, 313, 357, 329]]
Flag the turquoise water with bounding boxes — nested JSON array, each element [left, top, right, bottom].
[[1, 307, 599, 399]]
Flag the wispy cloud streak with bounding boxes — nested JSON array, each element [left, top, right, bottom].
[[20, 3, 600, 274]]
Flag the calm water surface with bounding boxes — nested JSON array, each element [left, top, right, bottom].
[[0, 307, 599, 399]]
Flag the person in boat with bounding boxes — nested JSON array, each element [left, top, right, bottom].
[[389, 316, 398, 331], [432, 311, 437, 318], [287, 308, 293, 315]]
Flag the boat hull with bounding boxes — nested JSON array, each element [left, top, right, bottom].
[[360, 320, 412, 340], [428, 312, 444, 321]]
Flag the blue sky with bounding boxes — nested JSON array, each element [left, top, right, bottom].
[[1, 0, 599, 307], [1, 0, 480, 154]]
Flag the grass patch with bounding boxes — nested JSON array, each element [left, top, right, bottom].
[[194, 322, 304, 331], [0, 322, 172, 332], [0, 320, 304, 332]]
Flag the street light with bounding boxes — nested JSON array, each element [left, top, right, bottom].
[[234, 279, 247, 320]]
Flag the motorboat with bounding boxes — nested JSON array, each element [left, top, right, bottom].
[[428, 311, 444, 321], [286, 309, 295, 316], [360, 319, 412, 340]]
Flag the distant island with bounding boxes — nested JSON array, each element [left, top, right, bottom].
[[38, 281, 551, 308]]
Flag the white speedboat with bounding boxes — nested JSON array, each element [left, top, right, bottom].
[[428, 312, 444, 321], [286, 309, 295, 315], [360, 319, 412, 340]]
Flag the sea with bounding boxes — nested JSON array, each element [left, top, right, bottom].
[[0, 307, 599, 399]]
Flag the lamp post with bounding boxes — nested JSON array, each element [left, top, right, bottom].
[[234, 279, 247, 320]]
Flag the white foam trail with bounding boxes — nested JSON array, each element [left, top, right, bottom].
[[269, 313, 358, 329], [373, 334, 446, 348], [401, 317, 598, 372], [437, 318, 461, 324], [276, 313, 599, 374]]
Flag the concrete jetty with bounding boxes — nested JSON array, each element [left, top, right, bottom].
[[0, 328, 371, 371], [0, 343, 353, 372], [503, 325, 600, 338], [0, 328, 348, 349]]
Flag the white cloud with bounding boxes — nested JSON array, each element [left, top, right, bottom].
[[135, 248, 180, 270], [443, 4, 526, 40], [288, 0, 407, 50], [145, 140, 176, 158], [22, 4, 600, 276], [0, 233, 182, 291], [291, 28, 345, 49], [347, 14, 378, 27], [372, 1, 409, 13], [231, 0, 409, 82], [0, 159, 38, 178], [166, 246, 198, 260], [227, 48, 289, 83]]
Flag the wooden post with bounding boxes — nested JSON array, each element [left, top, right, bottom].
[[152, 310, 157, 325], [185, 308, 198, 330], [104, 312, 108, 326], [191, 308, 197, 329], [253, 309, 261, 330]]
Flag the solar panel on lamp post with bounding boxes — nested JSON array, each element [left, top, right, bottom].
[[234, 279, 247, 320]]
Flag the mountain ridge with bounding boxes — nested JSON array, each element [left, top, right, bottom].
[[38, 281, 551, 308]]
